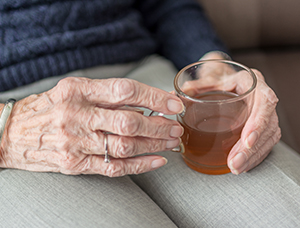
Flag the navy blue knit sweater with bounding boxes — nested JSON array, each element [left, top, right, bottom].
[[0, 0, 226, 92]]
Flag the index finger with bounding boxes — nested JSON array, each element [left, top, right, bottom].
[[71, 77, 184, 115]]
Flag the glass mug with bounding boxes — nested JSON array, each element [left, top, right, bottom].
[[152, 60, 257, 175]]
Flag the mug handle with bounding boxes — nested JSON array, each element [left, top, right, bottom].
[[171, 142, 184, 153], [149, 111, 184, 153]]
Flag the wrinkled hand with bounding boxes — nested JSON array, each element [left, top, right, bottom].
[[0, 77, 184, 177], [228, 69, 281, 175], [185, 50, 281, 175]]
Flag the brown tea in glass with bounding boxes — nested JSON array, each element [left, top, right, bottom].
[[173, 60, 256, 175], [178, 91, 247, 175]]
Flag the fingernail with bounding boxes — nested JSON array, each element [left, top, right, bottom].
[[151, 158, 168, 169], [245, 131, 258, 149], [230, 168, 239, 175], [167, 99, 184, 113], [229, 152, 248, 175], [170, 125, 184, 138], [166, 139, 180, 149]]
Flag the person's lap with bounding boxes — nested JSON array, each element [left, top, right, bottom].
[[130, 142, 300, 227], [1, 55, 300, 227], [0, 170, 176, 227]]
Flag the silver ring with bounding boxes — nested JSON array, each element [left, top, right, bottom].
[[104, 133, 110, 163]]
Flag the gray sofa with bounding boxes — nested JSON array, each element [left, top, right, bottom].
[[199, 0, 300, 152]]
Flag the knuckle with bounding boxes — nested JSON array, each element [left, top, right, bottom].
[[256, 115, 269, 130], [124, 159, 146, 175], [154, 120, 173, 138], [247, 145, 263, 161], [60, 153, 90, 174], [131, 159, 147, 174], [256, 80, 278, 108], [247, 127, 281, 161], [57, 77, 76, 93], [55, 78, 76, 102], [149, 139, 165, 152], [103, 160, 148, 177], [146, 117, 172, 139], [245, 142, 256, 157], [114, 137, 136, 158], [252, 69, 265, 81], [147, 90, 165, 110], [103, 162, 125, 177], [111, 78, 136, 103], [265, 87, 279, 105], [114, 112, 141, 136], [58, 76, 75, 85], [56, 77, 89, 102], [145, 92, 156, 109]]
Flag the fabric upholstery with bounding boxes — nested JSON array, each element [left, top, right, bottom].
[[198, 0, 300, 152]]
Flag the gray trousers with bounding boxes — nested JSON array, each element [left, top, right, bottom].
[[0, 55, 299, 227]]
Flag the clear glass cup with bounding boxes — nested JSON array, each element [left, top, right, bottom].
[[173, 60, 257, 175]]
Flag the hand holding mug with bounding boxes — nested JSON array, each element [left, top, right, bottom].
[[0, 77, 184, 177], [227, 69, 281, 175], [174, 59, 280, 175]]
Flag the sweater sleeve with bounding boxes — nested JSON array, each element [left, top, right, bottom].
[[135, 0, 228, 70]]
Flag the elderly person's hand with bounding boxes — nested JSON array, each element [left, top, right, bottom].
[[198, 51, 281, 175], [0, 77, 184, 177], [227, 69, 281, 174]]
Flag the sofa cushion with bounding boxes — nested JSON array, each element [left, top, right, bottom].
[[233, 49, 300, 152], [199, 0, 300, 49]]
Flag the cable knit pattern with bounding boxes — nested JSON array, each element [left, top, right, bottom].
[[0, 0, 226, 92]]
